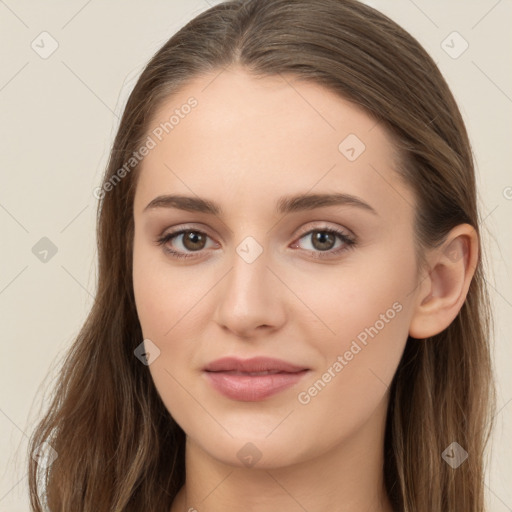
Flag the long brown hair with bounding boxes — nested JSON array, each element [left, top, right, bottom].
[[27, 0, 496, 510]]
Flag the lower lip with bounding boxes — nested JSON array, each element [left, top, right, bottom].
[[204, 370, 309, 401]]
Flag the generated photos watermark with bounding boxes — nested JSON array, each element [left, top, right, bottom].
[[93, 96, 198, 200], [297, 301, 403, 405]]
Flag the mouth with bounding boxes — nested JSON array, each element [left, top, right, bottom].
[[202, 356, 310, 401], [211, 370, 291, 376]]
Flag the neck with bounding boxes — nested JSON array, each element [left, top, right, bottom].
[[171, 395, 394, 512]]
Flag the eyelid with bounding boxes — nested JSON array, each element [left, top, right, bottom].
[[294, 221, 354, 239]]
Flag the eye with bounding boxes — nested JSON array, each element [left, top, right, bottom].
[[155, 229, 217, 260], [290, 226, 356, 259]]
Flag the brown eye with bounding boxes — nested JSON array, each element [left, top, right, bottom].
[[155, 228, 216, 260], [309, 230, 337, 251], [291, 226, 356, 260], [181, 230, 208, 251]]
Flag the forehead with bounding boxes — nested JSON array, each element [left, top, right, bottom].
[[134, 67, 413, 223]]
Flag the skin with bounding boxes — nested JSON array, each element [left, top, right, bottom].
[[131, 67, 478, 512]]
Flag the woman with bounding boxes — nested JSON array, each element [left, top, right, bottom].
[[28, 0, 496, 510]]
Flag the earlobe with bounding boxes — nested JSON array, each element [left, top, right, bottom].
[[408, 224, 479, 340]]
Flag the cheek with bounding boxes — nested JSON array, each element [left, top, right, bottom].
[[132, 240, 201, 430], [132, 239, 212, 399], [293, 243, 416, 400], [133, 240, 166, 337], [296, 242, 415, 341], [291, 268, 413, 451], [132, 238, 208, 339]]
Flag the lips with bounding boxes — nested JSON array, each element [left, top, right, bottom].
[[203, 356, 309, 401], [203, 356, 307, 374]]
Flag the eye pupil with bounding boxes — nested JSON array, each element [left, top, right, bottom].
[[312, 231, 335, 251], [183, 230, 206, 250]]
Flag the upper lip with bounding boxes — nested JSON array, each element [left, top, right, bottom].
[[203, 356, 308, 373]]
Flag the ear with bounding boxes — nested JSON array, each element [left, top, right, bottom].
[[408, 224, 479, 339]]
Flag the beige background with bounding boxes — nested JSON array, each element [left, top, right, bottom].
[[0, 1, 510, 510]]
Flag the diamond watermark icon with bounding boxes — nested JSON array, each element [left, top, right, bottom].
[[338, 133, 366, 161], [236, 236, 263, 264], [237, 442, 262, 467], [31, 31, 59, 59], [32, 441, 58, 469], [443, 240, 464, 263], [441, 31, 469, 59], [134, 339, 161, 365], [32, 237, 58, 263], [442, 441, 468, 468]]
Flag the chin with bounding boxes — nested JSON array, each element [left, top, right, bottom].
[[185, 426, 318, 470]]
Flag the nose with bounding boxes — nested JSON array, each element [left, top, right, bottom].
[[213, 244, 287, 339]]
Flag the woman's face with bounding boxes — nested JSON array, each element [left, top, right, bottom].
[[132, 67, 421, 468]]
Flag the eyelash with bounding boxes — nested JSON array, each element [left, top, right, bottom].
[[155, 225, 357, 261]]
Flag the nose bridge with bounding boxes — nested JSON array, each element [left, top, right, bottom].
[[214, 234, 285, 336]]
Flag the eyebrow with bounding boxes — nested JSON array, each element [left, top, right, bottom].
[[143, 192, 378, 216]]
